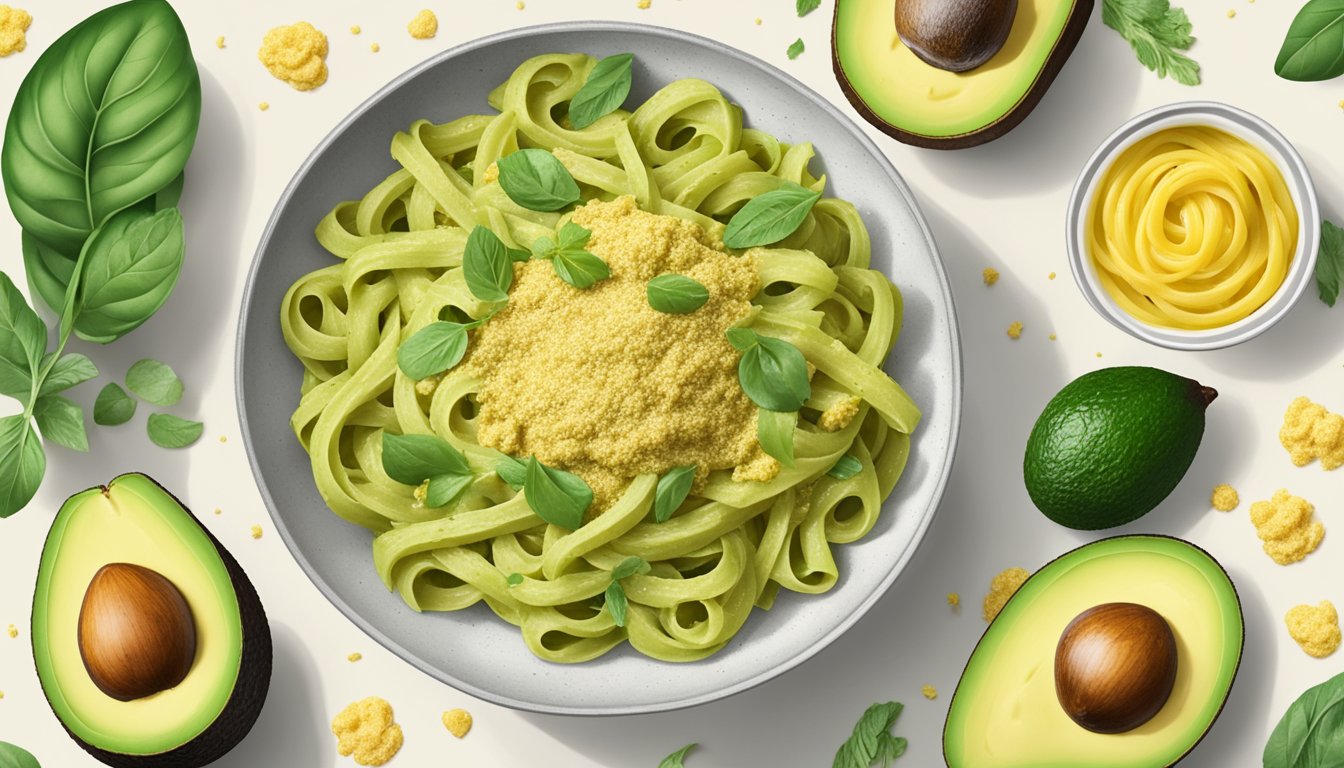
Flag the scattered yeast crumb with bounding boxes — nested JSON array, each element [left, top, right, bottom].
[[215, 35, 226, 49], [258, 22, 329, 91], [1048, 272, 1057, 280], [0, 690, 5, 699], [250, 524, 263, 539], [350, 25, 362, 35], [219, 435, 228, 443], [1280, 396, 1344, 470], [1227, 9, 1236, 17], [1338, 99, 1344, 109], [1048, 333, 1057, 341], [1250, 489, 1323, 565], [258, 102, 270, 112], [1286, 601, 1341, 658], [921, 685, 937, 700], [755, 17, 763, 25], [1095, 352, 1103, 358], [0, 5, 31, 57], [442, 708, 472, 738], [1007, 321, 1023, 340], [946, 592, 960, 608], [408, 9, 437, 39], [332, 697, 403, 766], [982, 267, 999, 286], [638, 0, 652, 7], [516, 1, 525, 8], [1211, 484, 1239, 512], [983, 567, 1030, 622], [214, 508, 223, 515], [6, 624, 16, 638], [818, 396, 861, 432], [347, 652, 363, 662], [370, 42, 381, 53]]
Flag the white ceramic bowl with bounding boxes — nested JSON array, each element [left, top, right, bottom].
[[1066, 101, 1319, 351]]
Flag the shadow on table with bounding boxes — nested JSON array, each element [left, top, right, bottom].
[[216, 625, 331, 768]]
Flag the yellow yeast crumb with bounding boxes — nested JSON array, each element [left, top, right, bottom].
[[1007, 321, 1023, 340], [1280, 397, 1344, 470], [408, 10, 438, 39], [259, 22, 328, 91], [1286, 601, 1341, 658], [214, 508, 223, 516], [6, 624, 16, 638], [0, 691, 5, 699], [982, 267, 999, 286], [1095, 352, 1103, 358], [1048, 333, 1057, 341], [517, 1, 526, 8], [350, 25, 362, 35], [1211, 484, 1239, 512], [414, 377, 439, 396], [215, 36, 226, 49], [1048, 271, 1057, 280], [219, 435, 228, 443], [1227, 9, 1237, 17], [818, 396, 861, 432], [480, 162, 500, 185], [370, 42, 380, 53], [983, 568, 1030, 622], [347, 652, 363, 662], [946, 592, 960, 608], [1250, 489, 1324, 565], [922, 685, 937, 700], [755, 17, 763, 25], [638, 0, 652, 7], [250, 524, 263, 539], [332, 697, 403, 766], [258, 102, 270, 112], [442, 708, 472, 738], [0, 6, 31, 56], [1338, 99, 1344, 109]]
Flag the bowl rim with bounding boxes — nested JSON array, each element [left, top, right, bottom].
[[1065, 100, 1320, 351], [233, 20, 964, 715]]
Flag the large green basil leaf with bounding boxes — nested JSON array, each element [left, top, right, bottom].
[[0, 740, 41, 768], [1275, 0, 1344, 81], [0, 415, 45, 519], [20, 232, 77, 319], [1265, 670, 1344, 767], [73, 207, 185, 343], [0, 272, 47, 402], [2, 0, 200, 298]]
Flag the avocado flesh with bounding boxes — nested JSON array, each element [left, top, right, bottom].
[[833, 0, 1091, 146], [33, 473, 271, 767], [944, 536, 1243, 768]]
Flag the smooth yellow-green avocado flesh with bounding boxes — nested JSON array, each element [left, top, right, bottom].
[[944, 536, 1243, 768]]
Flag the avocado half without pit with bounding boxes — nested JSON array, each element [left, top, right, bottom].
[[32, 473, 272, 768]]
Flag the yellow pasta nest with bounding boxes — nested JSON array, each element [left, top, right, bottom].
[[331, 697, 403, 766], [0, 5, 31, 57], [1210, 483, 1239, 512], [442, 708, 472, 738], [1285, 601, 1341, 658], [408, 10, 438, 39], [258, 22, 329, 91], [1249, 489, 1323, 565], [1280, 396, 1344, 470], [982, 567, 1030, 622]]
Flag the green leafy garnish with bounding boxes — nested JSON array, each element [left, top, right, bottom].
[[497, 148, 581, 212], [38, 353, 97, 398], [1264, 669, 1344, 766], [658, 744, 697, 768], [612, 555, 651, 581], [647, 274, 709, 314], [1316, 220, 1344, 306], [462, 226, 514, 303], [833, 702, 908, 768], [797, 0, 822, 16], [523, 457, 593, 529], [0, 415, 44, 518], [125, 359, 183, 406], [532, 223, 611, 289], [828, 455, 863, 480], [0, 740, 41, 768], [94, 383, 137, 426], [34, 396, 88, 452], [568, 53, 634, 129], [758, 408, 797, 467], [74, 207, 185, 343], [496, 454, 528, 490], [605, 556, 651, 627], [506, 572, 524, 587], [787, 38, 806, 60], [654, 465, 696, 523], [1101, 0, 1200, 86], [382, 433, 474, 509], [723, 184, 821, 249], [427, 474, 474, 508], [1274, 0, 1344, 81], [397, 321, 474, 380], [146, 413, 203, 449], [726, 327, 811, 412]]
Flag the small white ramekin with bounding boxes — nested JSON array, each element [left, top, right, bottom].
[[1065, 101, 1320, 351]]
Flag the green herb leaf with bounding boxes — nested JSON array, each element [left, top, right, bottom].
[[506, 572, 524, 587], [34, 396, 88, 452], [1274, 0, 1344, 81], [37, 353, 97, 398], [654, 465, 696, 523], [723, 185, 821, 249], [426, 473, 474, 508], [605, 580, 629, 627], [156, 171, 185, 211], [553, 249, 612, 289], [496, 148, 581, 212], [523, 457, 592, 530], [463, 226, 514, 302], [508, 247, 532, 263], [382, 433, 471, 486], [397, 322, 471, 380], [125, 359, 183, 406], [74, 207, 185, 343], [0, 415, 44, 518], [725, 326, 758, 352], [611, 556, 651, 581], [647, 274, 709, 314], [787, 38, 806, 60], [658, 744, 697, 768], [497, 455, 528, 490], [0, 271, 47, 402], [1101, 0, 1200, 86], [93, 383, 137, 426], [1264, 669, 1344, 766], [797, 0, 822, 15], [727, 329, 811, 411], [568, 53, 634, 129], [758, 409, 797, 467], [827, 455, 864, 480], [0, 740, 41, 768], [146, 413, 202, 449], [1317, 220, 1344, 307], [832, 701, 907, 768], [20, 233, 76, 324]]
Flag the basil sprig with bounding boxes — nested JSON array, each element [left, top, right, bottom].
[[1274, 0, 1344, 81], [726, 328, 811, 412], [1316, 220, 1344, 306], [398, 320, 482, 381], [658, 744, 697, 768], [827, 455, 863, 480], [568, 53, 634, 130], [647, 274, 709, 314], [758, 409, 797, 467], [605, 555, 651, 628], [497, 148, 581, 212], [382, 432, 475, 509], [523, 456, 593, 529], [532, 223, 611, 289], [463, 226, 515, 302], [496, 454, 528, 490], [654, 465, 696, 522], [833, 701, 907, 768], [723, 184, 821, 249]]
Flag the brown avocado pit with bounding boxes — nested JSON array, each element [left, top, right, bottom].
[[1054, 602, 1178, 734], [894, 0, 1018, 72]]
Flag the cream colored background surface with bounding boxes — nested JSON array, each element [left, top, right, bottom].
[[1, 1, 1341, 765]]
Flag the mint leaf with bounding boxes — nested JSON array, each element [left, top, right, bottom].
[[497, 148, 581, 212], [654, 465, 696, 523], [787, 38, 805, 60], [605, 581, 629, 627], [146, 413, 203, 449], [93, 383, 137, 426], [797, 0, 821, 15], [569, 53, 634, 129], [0, 415, 44, 518], [1101, 0, 1200, 85], [658, 744, 697, 768], [33, 395, 87, 452], [828, 455, 863, 480], [523, 457, 592, 530], [125, 359, 183, 406], [647, 274, 709, 314], [832, 702, 906, 768], [723, 185, 821, 249], [382, 433, 470, 485], [1317, 220, 1344, 307], [397, 321, 470, 380], [463, 226, 514, 302]]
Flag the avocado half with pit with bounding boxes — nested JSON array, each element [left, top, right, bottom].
[[945, 536, 1242, 767], [32, 473, 271, 767], [832, 0, 1094, 148]]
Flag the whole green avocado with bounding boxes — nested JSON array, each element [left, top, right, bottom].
[[1024, 366, 1217, 530]]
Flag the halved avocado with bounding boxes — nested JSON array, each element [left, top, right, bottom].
[[832, 0, 1094, 148], [32, 473, 271, 767], [944, 536, 1242, 767]]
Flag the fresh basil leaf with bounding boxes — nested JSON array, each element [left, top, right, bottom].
[[725, 327, 758, 352], [530, 235, 557, 262], [156, 172, 186, 211], [20, 232, 77, 320], [730, 329, 811, 411], [146, 413, 202, 449], [647, 274, 709, 314], [611, 556, 651, 582], [0, 415, 44, 518], [833, 701, 906, 768], [828, 455, 863, 480], [568, 53, 634, 130], [0, 271, 47, 400], [797, 0, 821, 15], [463, 226, 514, 302], [654, 465, 696, 523], [523, 456, 592, 530], [398, 322, 470, 380], [786, 38, 805, 60], [1275, 0, 1344, 81], [605, 581, 629, 627], [1102, 0, 1200, 86], [93, 382, 137, 426], [496, 455, 528, 490], [658, 744, 697, 768], [758, 409, 797, 468], [382, 432, 470, 486], [496, 148, 580, 212], [37, 353, 97, 398], [506, 572, 524, 587], [1, 0, 200, 280], [33, 396, 88, 452], [1265, 669, 1344, 767], [125, 358, 183, 406], [552, 249, 611, 289], [558, 222, 591, 249], [508, 247, 531, 263], [0, 740, 41, 768], [1318, 220, 1344, 307], [723, 185, 821, 249], [426, 472, 474, 508], [74, 207, 185, 343]]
